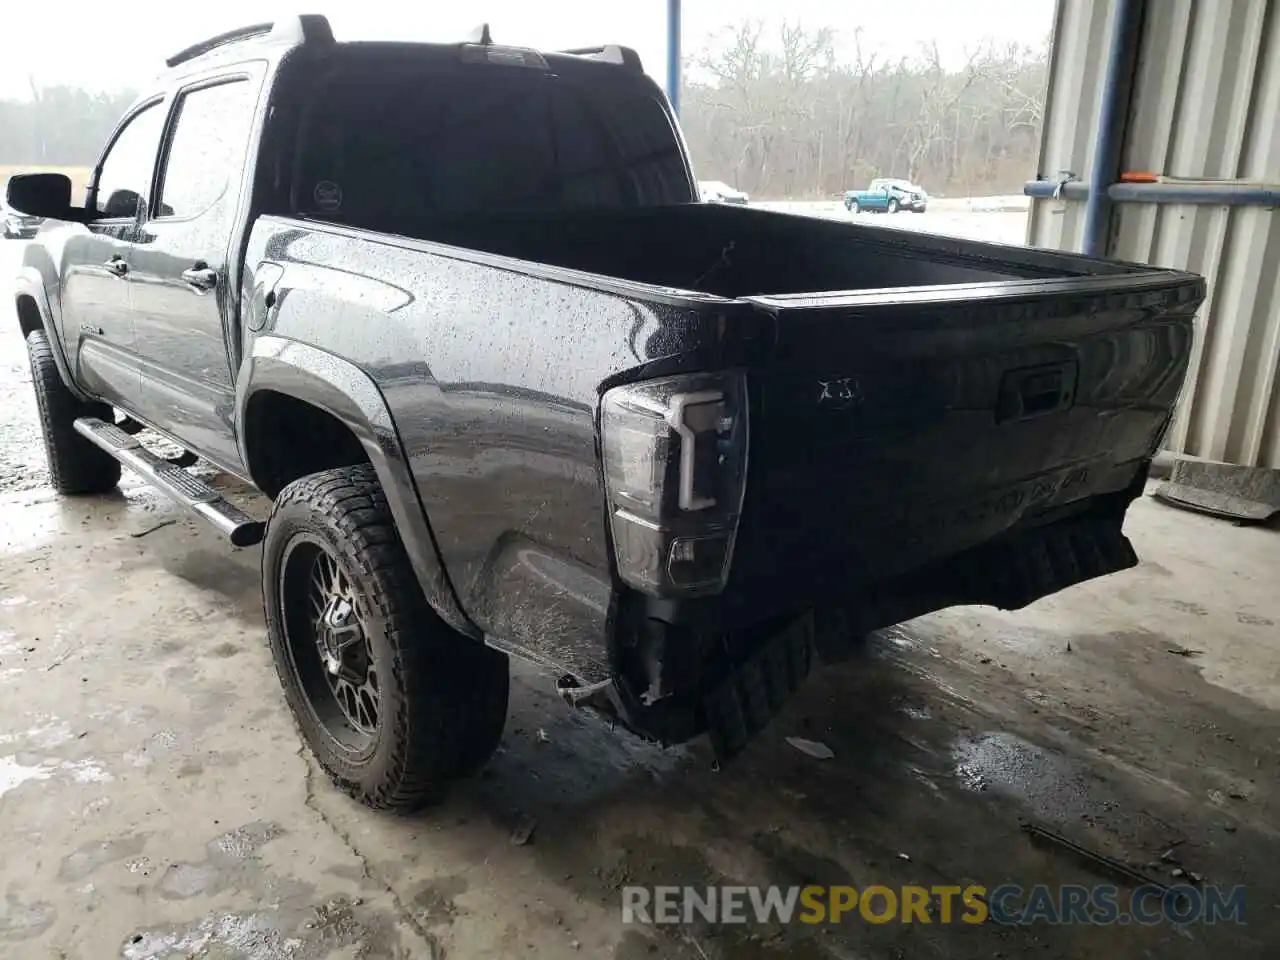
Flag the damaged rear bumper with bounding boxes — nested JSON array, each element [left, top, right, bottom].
[[569, 494, 1140, 764]]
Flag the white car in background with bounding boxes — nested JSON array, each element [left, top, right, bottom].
[[698, 180, 749, 205]]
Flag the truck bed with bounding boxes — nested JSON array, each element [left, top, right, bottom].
[[349, 202, 1130, 299]]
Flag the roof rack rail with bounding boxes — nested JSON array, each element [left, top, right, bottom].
[[165, 15, 334, 68], [558, 45, 644, 72]]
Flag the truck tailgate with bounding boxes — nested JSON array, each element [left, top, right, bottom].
[[726, 272, 1204, 616]]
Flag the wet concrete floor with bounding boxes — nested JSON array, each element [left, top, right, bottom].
[[2, 244, 1279, 958]]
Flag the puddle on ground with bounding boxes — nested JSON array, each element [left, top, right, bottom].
[[952, 731, 1099, 823], [982, 627, 1063, 651], [122, 898, 398, 960], [158, 821, 286, 901], [59, 835, 149, 882], [122, 911, 303, 960], [65, 759, 113, 783], [0, 744, 114, 798], [0, 628, 20, 656], [123, 728, 182, 768], [159, 863, 224, 899], [0, 495, 77, 554], [11, 714, 76, 749], [869, 626, 918, 654], [0, 481, 166, 555], [0, 755, 53, 797], [210, 821, 285, 860], [0, 892, 56, 941]]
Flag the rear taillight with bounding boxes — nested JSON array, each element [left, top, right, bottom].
[[601, 371, 749, 597]]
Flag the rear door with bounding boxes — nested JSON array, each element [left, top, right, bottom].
[[128, 71, 262, 470], [59, 98, 167, 408]]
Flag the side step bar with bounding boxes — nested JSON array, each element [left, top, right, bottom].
[[73, 417, 264, 547]]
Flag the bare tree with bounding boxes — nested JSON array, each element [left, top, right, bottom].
[[681, 22, 1050, 199]]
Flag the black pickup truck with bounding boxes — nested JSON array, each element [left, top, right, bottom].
[[8, 18, 1204, 811]]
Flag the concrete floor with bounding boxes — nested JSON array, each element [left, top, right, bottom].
[[2, 236, 1279, 960]]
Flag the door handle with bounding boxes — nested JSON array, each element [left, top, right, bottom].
[[182, 266, 218, 291], [103, 257, 128, 277]]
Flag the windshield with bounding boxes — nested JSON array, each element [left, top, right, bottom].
[[292, 64, 694, 224]]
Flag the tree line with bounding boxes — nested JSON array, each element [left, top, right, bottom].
[[680, 21, 1049, 198], [0, 84, 136, 168], [1, 22, 1049, 200]]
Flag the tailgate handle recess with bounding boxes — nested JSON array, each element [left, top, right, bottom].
[[996, 361, 1078, 423]]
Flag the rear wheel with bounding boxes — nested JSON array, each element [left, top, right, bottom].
[[26, 328, 121, 495], [263, 464, 509, 812], [848, 199, 860, 214]]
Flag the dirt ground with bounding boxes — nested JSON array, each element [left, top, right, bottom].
[[1, 235, 1278, 960]]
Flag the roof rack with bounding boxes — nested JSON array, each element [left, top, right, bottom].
[[558, 45, 644, 72], [165, 15, 334, 68]]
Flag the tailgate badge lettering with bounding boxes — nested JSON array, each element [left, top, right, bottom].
[[818, 377, 862, 408]]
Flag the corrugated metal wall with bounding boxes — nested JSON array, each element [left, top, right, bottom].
[[1029, 0, 1280, 468]]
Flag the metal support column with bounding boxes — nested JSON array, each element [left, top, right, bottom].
[[1082, 0, 1146, 256], [667, 0, 681, 115]]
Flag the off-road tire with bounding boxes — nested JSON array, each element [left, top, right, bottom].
[[263, 464, 509, 812], [26, 329, 121, 495]]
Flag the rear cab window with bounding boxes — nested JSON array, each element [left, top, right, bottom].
[[154, 77, 258, 221], [288, 52, 694, 229]]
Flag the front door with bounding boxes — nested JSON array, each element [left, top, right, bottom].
[[129, 73, 261, 471], [59, 99, 167, 409]]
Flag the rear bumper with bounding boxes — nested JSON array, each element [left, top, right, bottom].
[[834, 488, 1140, 635], [718, 452, 1151, 632], [606, 467, 1146, 756]]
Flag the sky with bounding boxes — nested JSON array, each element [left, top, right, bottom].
[[0, 0, 1055, 99]]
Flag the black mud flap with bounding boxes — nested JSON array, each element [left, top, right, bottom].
[[703, 614, 815, 764]]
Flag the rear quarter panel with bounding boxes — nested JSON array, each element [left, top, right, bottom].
[[246, 218, 767, 681]]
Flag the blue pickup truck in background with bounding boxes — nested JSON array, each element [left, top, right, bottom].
[[844, 178, 929, 214]]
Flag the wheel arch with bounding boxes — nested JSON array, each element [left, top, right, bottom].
[[238, 336, 479, 639], [13, 268, 92, 401]]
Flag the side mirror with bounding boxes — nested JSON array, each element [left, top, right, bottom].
[[5, 173, 73, 220]]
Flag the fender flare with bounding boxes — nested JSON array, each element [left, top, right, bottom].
[[236, 335, 480, 640], [13, 267, 93, 402]]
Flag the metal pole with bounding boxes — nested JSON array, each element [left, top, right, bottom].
[[667, 0, 681, 115], [1082, 0, 1145, 257]]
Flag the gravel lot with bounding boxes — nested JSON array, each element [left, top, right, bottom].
[[2, 220, 1278, 960]]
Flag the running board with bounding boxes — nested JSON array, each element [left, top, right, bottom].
[[113, 416, 198, 466], [73, 417, 264, 547]]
